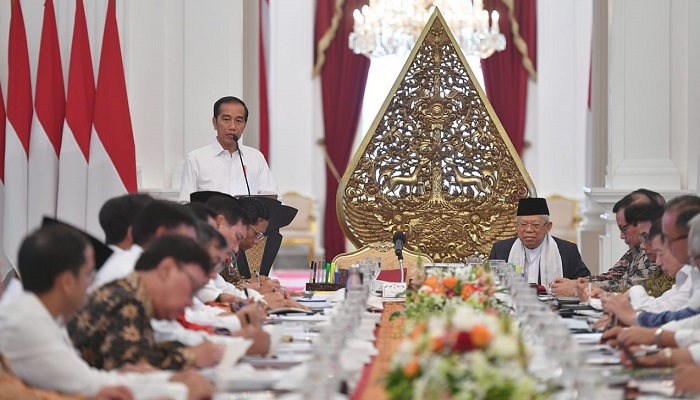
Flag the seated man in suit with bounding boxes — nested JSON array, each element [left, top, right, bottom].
[[489, 198, 590, 286]]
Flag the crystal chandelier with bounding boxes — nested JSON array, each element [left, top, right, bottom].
[[348, 0, 506, 59]]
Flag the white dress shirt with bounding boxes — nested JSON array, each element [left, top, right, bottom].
[[90, 244, 144, 292], [197, 275, 264, 303], [524, 243, 543, 284], [0, 292, 187, 399], [629, 265, 699, 312], [179, 140, 280, 202], [687, 343, 700, 365]]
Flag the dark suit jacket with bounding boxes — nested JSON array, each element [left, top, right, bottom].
[[489, 236, 590, 280]]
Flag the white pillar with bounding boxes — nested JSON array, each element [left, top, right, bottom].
[[585, 0, 698, 273]]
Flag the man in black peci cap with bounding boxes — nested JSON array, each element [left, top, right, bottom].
[[489, 198, 590, 285]]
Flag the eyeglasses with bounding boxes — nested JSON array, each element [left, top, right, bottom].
[[249, 224, 266, 240], [516, 222, 545, 230], [619, 223, 631, 234], [664, 233, 688, 244], [639, 232, 649, 244], [177, 264, 206, 295]]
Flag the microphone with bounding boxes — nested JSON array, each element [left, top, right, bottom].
[[393, 231, 406, 260], [233, 135, 251, 196], [393, 231, 406, 283]]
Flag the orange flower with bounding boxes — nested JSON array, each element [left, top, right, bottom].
[[409, 323, 426, 340], [425, 275, 439, 289], [431, 336, 444, 352], [470, 324, 493, 348], [432, 285, 445, 295], [461, 284, 476, 299], [442, 276, 458, 289], [403, 357, 420, 378]]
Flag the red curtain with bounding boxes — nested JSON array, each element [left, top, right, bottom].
[[481, 0, 537, 156], [314, 0, 370, 260]]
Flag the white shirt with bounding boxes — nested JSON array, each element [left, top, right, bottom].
[[197, 275, 264, 303], [179, 140, 280, 202], [0, 292, 187, 399], [90, 244, 144, 292], [629, 265, 700, 312], [0, 277, 23, 307], [525, 243, 543, 284]]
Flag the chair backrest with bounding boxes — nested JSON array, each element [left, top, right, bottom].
[[281, 192, 315, 232], [331, 242, 434, 283], [546, 194, 580, 243], [244, 236, 267, 277]]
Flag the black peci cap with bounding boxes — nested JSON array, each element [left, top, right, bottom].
[[516, 198, 550, 216], [41, 217, 114, 270]]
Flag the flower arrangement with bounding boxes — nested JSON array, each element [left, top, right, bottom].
[[386, 268, 545, 399], [387, 305, 542, 400], [402, 266, 502, 321]]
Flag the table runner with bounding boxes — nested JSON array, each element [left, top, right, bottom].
[[353, 302, 405, 400]]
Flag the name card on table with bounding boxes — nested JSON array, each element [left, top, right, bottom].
[[382, 282, 407, 298]]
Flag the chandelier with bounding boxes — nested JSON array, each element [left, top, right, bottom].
[[348, 0, 506, 59]]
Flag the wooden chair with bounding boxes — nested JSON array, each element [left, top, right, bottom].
[[331, 242, 434, 284], [546, 194, 581, 243], [279, 192, 316, 263]]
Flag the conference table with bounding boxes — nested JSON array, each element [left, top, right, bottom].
[[216, 289, 680, 399]]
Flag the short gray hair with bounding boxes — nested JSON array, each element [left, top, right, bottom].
[[689, 213, 700, 259]]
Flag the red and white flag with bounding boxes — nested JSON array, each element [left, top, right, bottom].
[[86, 0, 137, 238], [259, 0, 270, 159], [0, 82, 9, 279], [3, 0, 33, 272], [57, 0, 94, 229], [28, 0, 65, 230]]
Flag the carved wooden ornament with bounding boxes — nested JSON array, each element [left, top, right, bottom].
[[337, 8, 536, 262]]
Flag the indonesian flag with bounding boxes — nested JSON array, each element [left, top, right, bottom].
[[28, 0, 65, 230], [57, 0, 94, 229], [86, 0, 137, 238], [0, 82, 8, 279], [3, 0, 33, 273], [259, 0, 270, 159]]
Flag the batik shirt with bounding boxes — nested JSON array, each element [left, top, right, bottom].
[[219, 254, 250, 289], [593, 244, 661, 293], [67, 273, 192, 370], [642, 270, 676, 298]]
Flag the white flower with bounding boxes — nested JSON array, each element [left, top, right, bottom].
[[488, 335, 519, 359], [451, 306, 479, 330], [418, 285, 432, 294], [427, 316, 447, 338]]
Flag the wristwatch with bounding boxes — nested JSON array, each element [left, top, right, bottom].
[[655, 327, 664, 347]]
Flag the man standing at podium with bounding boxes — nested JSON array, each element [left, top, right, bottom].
[[489, 198, 590, 285], [179, 96, 280, 201]]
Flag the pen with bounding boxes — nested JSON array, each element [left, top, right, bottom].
[[308, 261, 314, 283], [244, 288, 249, 299], [632, 348, 663, 358]]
